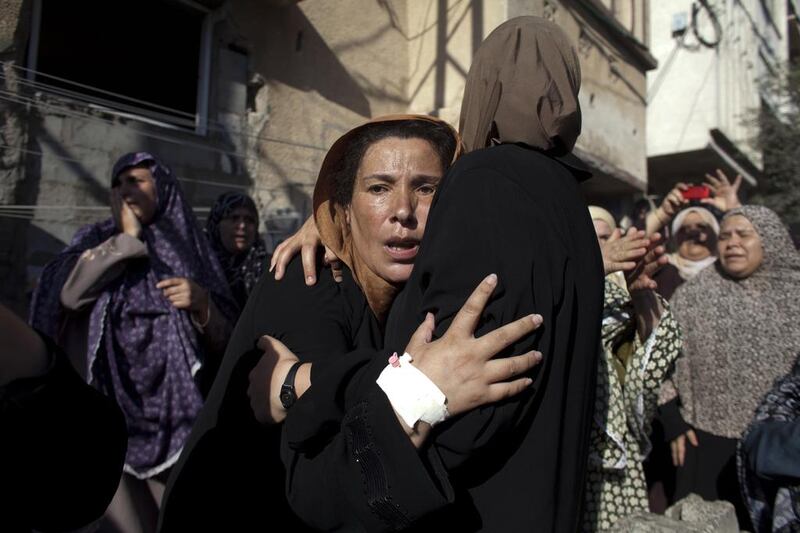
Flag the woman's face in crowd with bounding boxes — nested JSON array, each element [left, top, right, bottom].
[[346, 137, 443, 285], [219, 206, 257, 255], [117, 167, 158, 225], [676, 212, 716, 261], [592, 219, 613, 243], [718, 215, 764, 279]]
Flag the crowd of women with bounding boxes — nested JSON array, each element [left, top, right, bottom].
[[2, 15, 798, 533]]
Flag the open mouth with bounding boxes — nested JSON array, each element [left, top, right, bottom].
[[384, 238, 420, 261]]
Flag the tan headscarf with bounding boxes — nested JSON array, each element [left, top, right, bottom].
[[459, 16, 582, 154], [313, 115, 463, 322]]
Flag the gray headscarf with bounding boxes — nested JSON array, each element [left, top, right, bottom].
[[669, 205, 800, 438]]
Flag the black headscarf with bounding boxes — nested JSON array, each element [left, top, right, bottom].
[[205, 192, 270, 309]]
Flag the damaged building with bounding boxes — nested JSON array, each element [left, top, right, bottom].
[[1, 0, 656, 313]]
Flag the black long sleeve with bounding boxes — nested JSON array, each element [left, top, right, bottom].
[[159, 257, 381, 532]]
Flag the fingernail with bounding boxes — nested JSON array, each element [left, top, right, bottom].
[[306, 276, 315, 285], [485, 273, 497, 285], [531, 314, 543, 326], [533, 351, 542, 361], [525, 378, 534, 386]]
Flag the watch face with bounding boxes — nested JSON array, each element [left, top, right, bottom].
[[280, 386, 296, 409]]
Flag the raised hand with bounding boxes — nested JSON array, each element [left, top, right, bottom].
[[703, 168, 742, 212], [625, 233, 667, 292], [600, 227, 650, 275]]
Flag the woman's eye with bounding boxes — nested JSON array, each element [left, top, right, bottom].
[[417, 185, 437, 195], [367, 184, 388, 194]]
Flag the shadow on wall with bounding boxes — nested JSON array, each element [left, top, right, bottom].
[[255, 3, 372, 118]]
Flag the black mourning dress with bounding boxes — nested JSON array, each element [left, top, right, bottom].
[[158, 257, 382, 532], [283, 144, 604, 533]]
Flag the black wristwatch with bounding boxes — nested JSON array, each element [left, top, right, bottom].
[[280, 362, 303, 410]]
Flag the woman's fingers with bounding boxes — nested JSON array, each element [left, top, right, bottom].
[[406, 312, 436, 355], [325, 247, 344, 283], [156, 278, 184, 290], [715, 168, 731, 185], [301, 242, 318, 286], [608, 261, 637, 272], [484, 351, 542, 383], [671, 435, 686, 467], [161, 285, 186, 298], [476, 314, 542, 358], [687, 429, 699, 447], [273, 241, 299, 281], [705, 172, 722, 189], [485, 377, 534, 403], [449, 274, 498, 337], [269, 241, 287, 273]]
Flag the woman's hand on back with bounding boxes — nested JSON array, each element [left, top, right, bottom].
[[406, 274, 543, 419], [270, 216, 343, 285]]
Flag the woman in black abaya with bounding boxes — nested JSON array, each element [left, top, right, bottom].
[[269, 16, 604, 533]]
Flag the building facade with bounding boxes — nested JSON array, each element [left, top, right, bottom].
[[647, 0, 799, 195], [0, 0, 656, 313]]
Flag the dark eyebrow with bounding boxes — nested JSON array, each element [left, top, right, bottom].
[[411, 174, 442, 183], [362, 173, 397, 183]]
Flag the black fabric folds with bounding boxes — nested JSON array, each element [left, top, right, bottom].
[[158, 257, 381, 532], [283, 143, 604, 532]]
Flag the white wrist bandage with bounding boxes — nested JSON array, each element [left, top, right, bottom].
[[376, 352, 449, 428]]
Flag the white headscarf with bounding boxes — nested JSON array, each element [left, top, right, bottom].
[[667, 206, 719, 280]]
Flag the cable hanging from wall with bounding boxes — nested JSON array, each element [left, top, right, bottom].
[[691, 0, 723, 49]]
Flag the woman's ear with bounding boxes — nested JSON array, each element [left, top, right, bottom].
[[344, 205, 351, 226]]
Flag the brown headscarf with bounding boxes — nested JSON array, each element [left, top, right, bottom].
[[459, 16, 582, 154], [313, 115, 463, 322]]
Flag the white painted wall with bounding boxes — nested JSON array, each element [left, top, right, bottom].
[[647, 0, 787, 165]]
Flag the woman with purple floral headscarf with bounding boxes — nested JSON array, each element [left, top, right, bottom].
[[29, 152, 237, 532]]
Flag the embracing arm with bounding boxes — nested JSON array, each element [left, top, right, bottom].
[[280, 167, 578, 530]]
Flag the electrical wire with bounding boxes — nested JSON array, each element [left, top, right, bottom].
[[691, 0, 723, 49], [0, 90, 321, 176], [0, 141, 315, 195], [1, 63, 331, 152]]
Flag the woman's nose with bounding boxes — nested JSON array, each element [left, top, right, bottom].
[[390, 190, 417, 225]]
